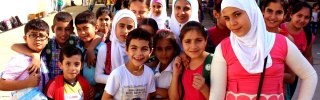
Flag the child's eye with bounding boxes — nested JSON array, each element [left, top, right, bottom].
[[267, 9, 272, 13], [127, 25, 133, 30], [235, 13, 241, 17], [224, 17, 230, 21], [276, 11, 283, 15], [66, 62, 71, 66]]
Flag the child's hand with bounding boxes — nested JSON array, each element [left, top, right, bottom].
[[192, 73, 207, 91], [88, 87, 95, 99], [173, 57, 183, 76], [86, 49, 96, 68], [179, 52, 190, 68], [26, 71, 40, 87], [28, 53, 41, 74]]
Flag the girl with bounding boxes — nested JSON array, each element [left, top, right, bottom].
[[151, 29, 180, 99], [129, 0, 150, 23], [94, 9, 137, 84], [96, 7, 113, 43], [209, 0, 317, 100], [169, 0, 199, 48], [279, 1, 316, 99], [311, 3, 319, 34], [169, 21, 212, 100], [148, 0, 169, 29]]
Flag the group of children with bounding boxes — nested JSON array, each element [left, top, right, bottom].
[[0, 0, 318, 100]]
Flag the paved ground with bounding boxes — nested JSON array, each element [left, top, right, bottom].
[[0, 4, 319, 99]]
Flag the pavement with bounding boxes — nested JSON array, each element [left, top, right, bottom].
[[0, 4, 319, 100]]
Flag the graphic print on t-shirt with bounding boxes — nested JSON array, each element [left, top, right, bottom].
[[122, 84, 147, 100]]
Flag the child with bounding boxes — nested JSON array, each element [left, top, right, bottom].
[[151, 29, 180, 99], [102, 28, 156, 99], [45, 45, 92, 100], [0, 19, 50, 98], [129, 0, 150, 23], [207, 0, 230, 53], [96, 7, 113, 43], [169, 21, 212, 100], [169, 0, 199, 49], [57, 0, 63, 12], [88, 0, 97, 11], [11, 12, 103, 80], [148, 0, 169, 29], [209, 0, 317, 99], [311, 3, 319, 34], [279, 1, 316, 99]]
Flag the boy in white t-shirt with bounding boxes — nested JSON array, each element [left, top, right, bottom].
[[102, 28, 156, 100]]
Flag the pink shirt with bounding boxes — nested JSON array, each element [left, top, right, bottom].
[[221, 34, 287, 99], [182, 63, 206, 100], [1, 53, 49, 92]]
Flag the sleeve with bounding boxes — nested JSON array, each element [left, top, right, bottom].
[[147, 70, 156, 93], [1, 55, 29, 80], [209, 44, 227, 100], [45, 80, 56, 99], [104, 68, 120, 95], [95, 45, 109, 84], [284, 38, 318, 99]]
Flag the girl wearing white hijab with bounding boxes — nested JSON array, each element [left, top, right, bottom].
[[209, 0, 317, 99], [148, 0, 168, 29]]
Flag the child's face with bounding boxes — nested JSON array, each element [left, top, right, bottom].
[[174, 0, 192, 24], [213, 10, 227, 29], [52, 21, 74, 45], [151, 2, 163, 17], [181, 30, 207, 59], [76, 23, 98, 42], [129, 1, 150, 22], [126, 39, 152, 67], [116, 17, 135, 42], [23, 30, 49, 53], [290, 7, 311, 29], [97, 13, 112, 30], [155, 38, 175, 66], [140, 25, 155, 36], [58, 55, 83, 82], [263, 2, 285, 29], [222, 7, 251, 37]]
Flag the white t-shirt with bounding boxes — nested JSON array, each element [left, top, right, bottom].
[[105, 64, 156, 99], [154, 61, 173, 98], [311, 11, 319, 22], [95, 44, 108, 84]]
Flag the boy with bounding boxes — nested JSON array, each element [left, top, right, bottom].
[[74, 10, 106, 98], [0, 19, 50, 97], [129, 0, 150, 23], [45, 45, 92, 100], [102, 28, 155, 100], [11, 12, 103, 80]]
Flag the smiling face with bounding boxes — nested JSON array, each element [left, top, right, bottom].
[[52, 21, 74, 46], [59, 55, 83, 82], [290, 7, 311, 29], [151, 2, 163, 17], [97, 13, 112, 31], [115, 17, 135, 42], [222, 7, 251, 37], [76, 23, 97, 42], [126, 39, 152, 67], [181, 30, 207, 59], [263, 2, 285, 30], [24, 30, 49, 53], [174, 0, 192, 24]]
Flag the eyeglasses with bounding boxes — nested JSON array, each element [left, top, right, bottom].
[[26, 34, 48, 40]]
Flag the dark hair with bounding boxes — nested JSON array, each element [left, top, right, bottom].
[[290, 1, 312, 21], [263, 0, 289, 14], [59, 45, 83, 63], [154, 29, 181, 56], [214, 0, 222, 12], [126, 28, 153, 50], [96, 7, 113, 19], [53, 12, 73, 27], [75, 10, 97, 26], [24, 19, 50, 35], [179, 21, 207, 43], [138, 18, 159, 35], [129, 0, 150, 8], [312, 3, 318, 9]]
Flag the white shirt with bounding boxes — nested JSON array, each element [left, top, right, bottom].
[[154, 61, 173, 98], [105, 64, 156, 99], [95, 44, 108, 84]]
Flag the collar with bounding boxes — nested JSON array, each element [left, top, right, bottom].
[[155, 60, 174, 73]]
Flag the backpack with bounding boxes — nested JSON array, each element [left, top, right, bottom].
[[104, 42, 112, 75]]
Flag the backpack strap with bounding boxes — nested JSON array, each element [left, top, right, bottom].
[[77, 75, 91, 100], [203, 53, 213, 87], [54, 75, 65, 100], [104, 42, 112, 74], [303, 27, 312, 46], [45, 39, 53, 69]]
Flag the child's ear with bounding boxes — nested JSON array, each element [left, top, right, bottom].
[[94, 24, 99, 32], [213, 10, 220, 19], [23, 35, 27, 42], [58, 62, 63, 70], [51, 25, 55, 33], [149, 48, 154, 57], [125, 46, 129, 55]]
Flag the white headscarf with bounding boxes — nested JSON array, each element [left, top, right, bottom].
[[109, 9, 138, 69], [221, 0, 276, 73], [169, 0, 199, 38], [148, 0, 168, 29]]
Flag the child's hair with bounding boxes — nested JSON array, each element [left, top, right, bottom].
[[138, 18, 159, 33], [179, 21, 207, 43], [129, 0, 150, 8], [53, 12, 73, 26], [96, 7, 113, 19], [214, 0, 222, 13], [154, 29, 181, 56], [291, 1, 312, 21], [24, 19, 50, 35], [75, 10, 97, 26], [59, 45, 84, 63], [126, 28, 153, 50], [263, 0, 289, 14], [312, 3, 318, 9]]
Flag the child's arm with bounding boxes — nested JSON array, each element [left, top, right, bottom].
[[0, 72, 40, 91], [11, 43, 41, 73], [303, 43, 313, 65], [283, 65, 296, 84], [193, 73, 210, 99], [150, 88, 169, 98], [86, 32, 104, 67], [95, 45, 109, 84], [102, 91, 113, 99], [168, 57, 183, 100]]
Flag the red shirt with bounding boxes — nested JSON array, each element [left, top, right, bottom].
[[182, 63, 206, 100], [208, 26, 231, 47]]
